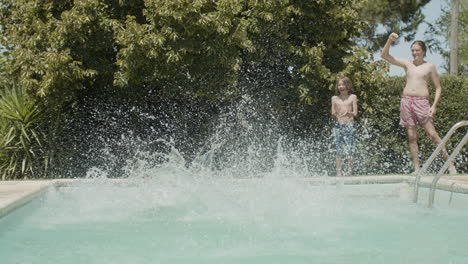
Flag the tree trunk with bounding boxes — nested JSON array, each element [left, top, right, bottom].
[[450, 0, 459, 75]]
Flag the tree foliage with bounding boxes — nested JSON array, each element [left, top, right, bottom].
[[112, 0, 388, 102], [427, 0, 468, 75], [7, 0, 461, 178], [0, 0, 387, 107], [359, 0, 431, 52]]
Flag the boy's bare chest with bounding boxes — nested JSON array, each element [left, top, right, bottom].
[[407, 64, 431, 79], [335, 98, 353, 106]]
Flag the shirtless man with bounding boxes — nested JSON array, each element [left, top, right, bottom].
[[331, 77, 358, 176], [381, 32, 456, 174]]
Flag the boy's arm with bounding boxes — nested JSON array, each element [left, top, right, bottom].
[[351, 95, 358, 117], [331, 97, 337, 117], [380, 33, 409, 68], [429, 63, 442, 117]]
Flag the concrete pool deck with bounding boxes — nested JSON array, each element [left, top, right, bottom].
[[0, 180, 54, 217], [1, 175, 468, 218]]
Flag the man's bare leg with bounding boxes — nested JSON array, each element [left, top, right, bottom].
[[421, 122, 457, 174], [336, 156, 343, 177], [407, 126, 420, 173]]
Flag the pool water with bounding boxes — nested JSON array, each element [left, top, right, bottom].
[[1, 175, 468, 264]]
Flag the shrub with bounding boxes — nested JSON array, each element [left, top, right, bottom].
[[0, 85, 47, 179]]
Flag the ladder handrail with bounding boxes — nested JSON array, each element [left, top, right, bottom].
[[413, 120, 468, 204], [428, 132, 468, 207]]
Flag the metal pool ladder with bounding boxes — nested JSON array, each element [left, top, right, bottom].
[[413, 120, 468, 207]]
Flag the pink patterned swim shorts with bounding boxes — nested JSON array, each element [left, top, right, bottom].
[[399, 96, 432, 127]]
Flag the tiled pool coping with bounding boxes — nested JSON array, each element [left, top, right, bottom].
[[0, 180, 54, 218], [1, 175, 468, 218]]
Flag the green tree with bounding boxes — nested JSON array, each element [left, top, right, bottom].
[[359, 0, 431, 52], [0, 0, 387, 106], [113, 0, 389, 105], [0, 0, 392, 178], [0, 0, 130, 109], [427, 0, 467, 75]]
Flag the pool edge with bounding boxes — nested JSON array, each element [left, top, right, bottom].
[[1, 175, 467, 217], [0, 181, 54, 218]]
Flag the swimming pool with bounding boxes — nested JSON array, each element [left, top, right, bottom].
[[1, 174, 467, 264]]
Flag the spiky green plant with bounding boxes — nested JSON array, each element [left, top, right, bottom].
[[0, 85, 46, 180]]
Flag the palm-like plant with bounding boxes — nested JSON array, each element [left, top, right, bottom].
[[0, 85, 46, 180]]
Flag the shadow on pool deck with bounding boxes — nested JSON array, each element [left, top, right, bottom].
[[1, 175, 468, 218]]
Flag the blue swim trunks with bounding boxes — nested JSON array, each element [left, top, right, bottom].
[[334, 123, 355, 156]]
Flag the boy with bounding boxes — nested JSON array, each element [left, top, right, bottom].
[[380, 32, 456, 174], [331, 77, 358, 176]]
